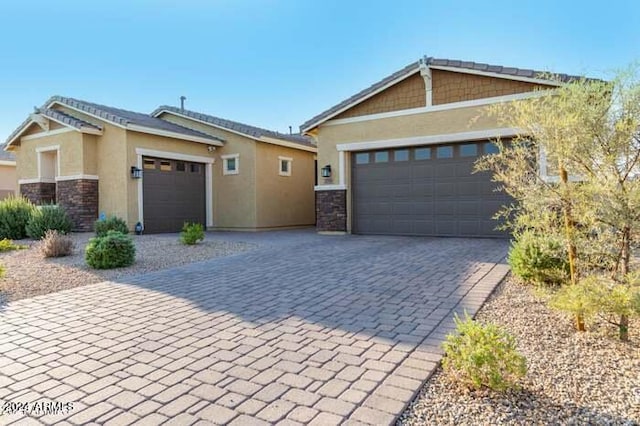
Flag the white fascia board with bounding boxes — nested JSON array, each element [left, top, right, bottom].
[[259, 136, 317, 153], [0, 160, 16, 166], [47, 100, 128, 129], [127, 124, 223, 146], [153, 109, 246, 140], [429, 65, 565, 87], [135, 148, 215, 164], [336, 128, 521, 152], [324, 91, 551, 128], [14, 127, 75, 145], [301, 68, 421, 133]]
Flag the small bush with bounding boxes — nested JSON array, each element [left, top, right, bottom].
[[180, 222, 205, 245], [85, 231, 135, 269], [0, 238, 27, 252], [0, 264, 5, 278], [40, 230, 74, 258], [26, 205, 73, 239], [508, 230, 569, 286], [0, 196, 36, 240], [94, 216, 129, 237], [442, 313, 527, 391]]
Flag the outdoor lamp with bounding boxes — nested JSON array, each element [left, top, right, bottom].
[[321, 164, 332, 178], [130, 166, 142, 179]]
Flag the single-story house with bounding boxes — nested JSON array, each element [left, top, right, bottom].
[[5, 96, 316, 233], [302, 56, 583, 238], [0, 148, 17, 199]]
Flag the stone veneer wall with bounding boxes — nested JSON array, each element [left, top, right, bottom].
[[316, 189, 347, 232], [20, 182, 56, 205], [56, 179, 99, 232]]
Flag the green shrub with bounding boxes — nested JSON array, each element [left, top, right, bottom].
[[442, 313, 527, 391], [94, 216, 129, 237], [0, 196, 36, 240], [508, 230, 569, 286], [180, 222, 205, 245], [85, 231, 135, 269], [0, 264, 5, 278], [0, 238, 27, 252], [26, 205, 73, 239], [40, 230, 74, 258]]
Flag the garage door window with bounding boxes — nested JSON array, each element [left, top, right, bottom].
[[355, 153, 369, 164], [436, 146, 453, 159], [143, 158, 155, 169], [176, 161, 186, 172], [160, 160, 172, 171], [415, 148, 431, 160], [394, 149, 409, 161], [375, 151, 389, 163], [484, 142, 499, 154], [460, 144, 478, 157]]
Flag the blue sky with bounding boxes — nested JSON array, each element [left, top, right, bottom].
[[0, 0, 638, 139]]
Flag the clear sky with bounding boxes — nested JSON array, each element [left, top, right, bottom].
[[0, 0, 638, 140]]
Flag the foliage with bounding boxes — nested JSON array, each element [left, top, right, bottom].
[[508, 230, 569, 286], [0, 196, 36, 240], [0, 238, 27, 252], [180, 222, 205, 245], [85, 231, 135, 269], [26, 205, 73, 239], [0, 264, 5, 278], [94, 216, 129, 237], [39, 230, 74, 258], [442, 313, 527, 391]]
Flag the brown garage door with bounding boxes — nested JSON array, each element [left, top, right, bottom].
[[142, 157, 206, 233], [352, 141, 510, 238]]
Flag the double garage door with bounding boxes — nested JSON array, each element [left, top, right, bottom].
[[142, 157, 206, 233], [352, 141, 510, 238]]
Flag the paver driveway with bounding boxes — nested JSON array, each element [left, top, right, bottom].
[[0, 231, 509, 425]]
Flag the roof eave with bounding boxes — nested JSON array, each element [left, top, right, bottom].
[[126, 124, 224, 146]]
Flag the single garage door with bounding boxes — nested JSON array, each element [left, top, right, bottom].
[[352, 141, 510, 238], [142, 157, 206, 233]]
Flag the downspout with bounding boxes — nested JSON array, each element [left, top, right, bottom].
[[419, 56, 433, 106]]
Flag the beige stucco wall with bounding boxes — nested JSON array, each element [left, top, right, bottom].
[[14, 126, 84, 179], [157, 113, 260, 230], [255, 142, 315, 228], [0, 165, 17, 197]]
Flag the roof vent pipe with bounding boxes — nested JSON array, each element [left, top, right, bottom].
[[180, 96, 186, 112], [289, 126, 292, 135]]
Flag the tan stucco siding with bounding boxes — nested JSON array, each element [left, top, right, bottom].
[[335, 73, 426, 120], [83, 134, 99, 176], [316, 105, 501, 185], [255, 143, 315, 228], [431, 69, 548, 105], [0, 165, 17, 196], [156, 113, 261, 229], [15, 130, 83, 179]]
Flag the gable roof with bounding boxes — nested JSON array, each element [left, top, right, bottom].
[[5, 96, 224, 149], [0, 145, 15, 163], [300, 56, 592, 132], [152, 106, 316, 151]]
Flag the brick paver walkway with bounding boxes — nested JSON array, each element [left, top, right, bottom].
[[0, 231, 508, 425]]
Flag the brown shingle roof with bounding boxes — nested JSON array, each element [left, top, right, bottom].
[[300, 56, 595, 132]]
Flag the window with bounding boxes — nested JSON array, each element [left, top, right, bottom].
[[222, 154, 239, 175], [160, 160, 172, 171], [415, 148, 431, 160], [143, 158, 156, 170], [484, 142, 500, 155], [374, 151, 389, 163], [394, 149, 409, 161], [355, 153, 369, 164], [190, 163, 200, 173], [279, 156, 292, 177], [460, 144, 478, 157], [436, 146, 453, 159], [176, 161, 186, 172]]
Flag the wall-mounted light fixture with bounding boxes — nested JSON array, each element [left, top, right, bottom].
[[321, 164, 332, 178], [130, 166, 142, 179]]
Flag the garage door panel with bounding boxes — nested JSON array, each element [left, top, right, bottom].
[[143, 156, 206, 234], [352, 143, 511, 238]]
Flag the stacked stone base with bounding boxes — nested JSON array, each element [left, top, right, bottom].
[[20, 179, 99, 232], [316, 189, 347, 232]]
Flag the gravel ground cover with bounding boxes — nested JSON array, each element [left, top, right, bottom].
[[400, 278, 640, 426], [0, 232, 255, 303]]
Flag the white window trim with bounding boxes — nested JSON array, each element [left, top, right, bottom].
[[135, 148, 214, 228], [222, 154, 240, 175], [278, 156, 293, 177], [36, 145, 61, 181]]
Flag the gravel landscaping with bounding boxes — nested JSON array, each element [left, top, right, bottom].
[[400, 278, 640, 426], [0, 232, 255, 303]]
